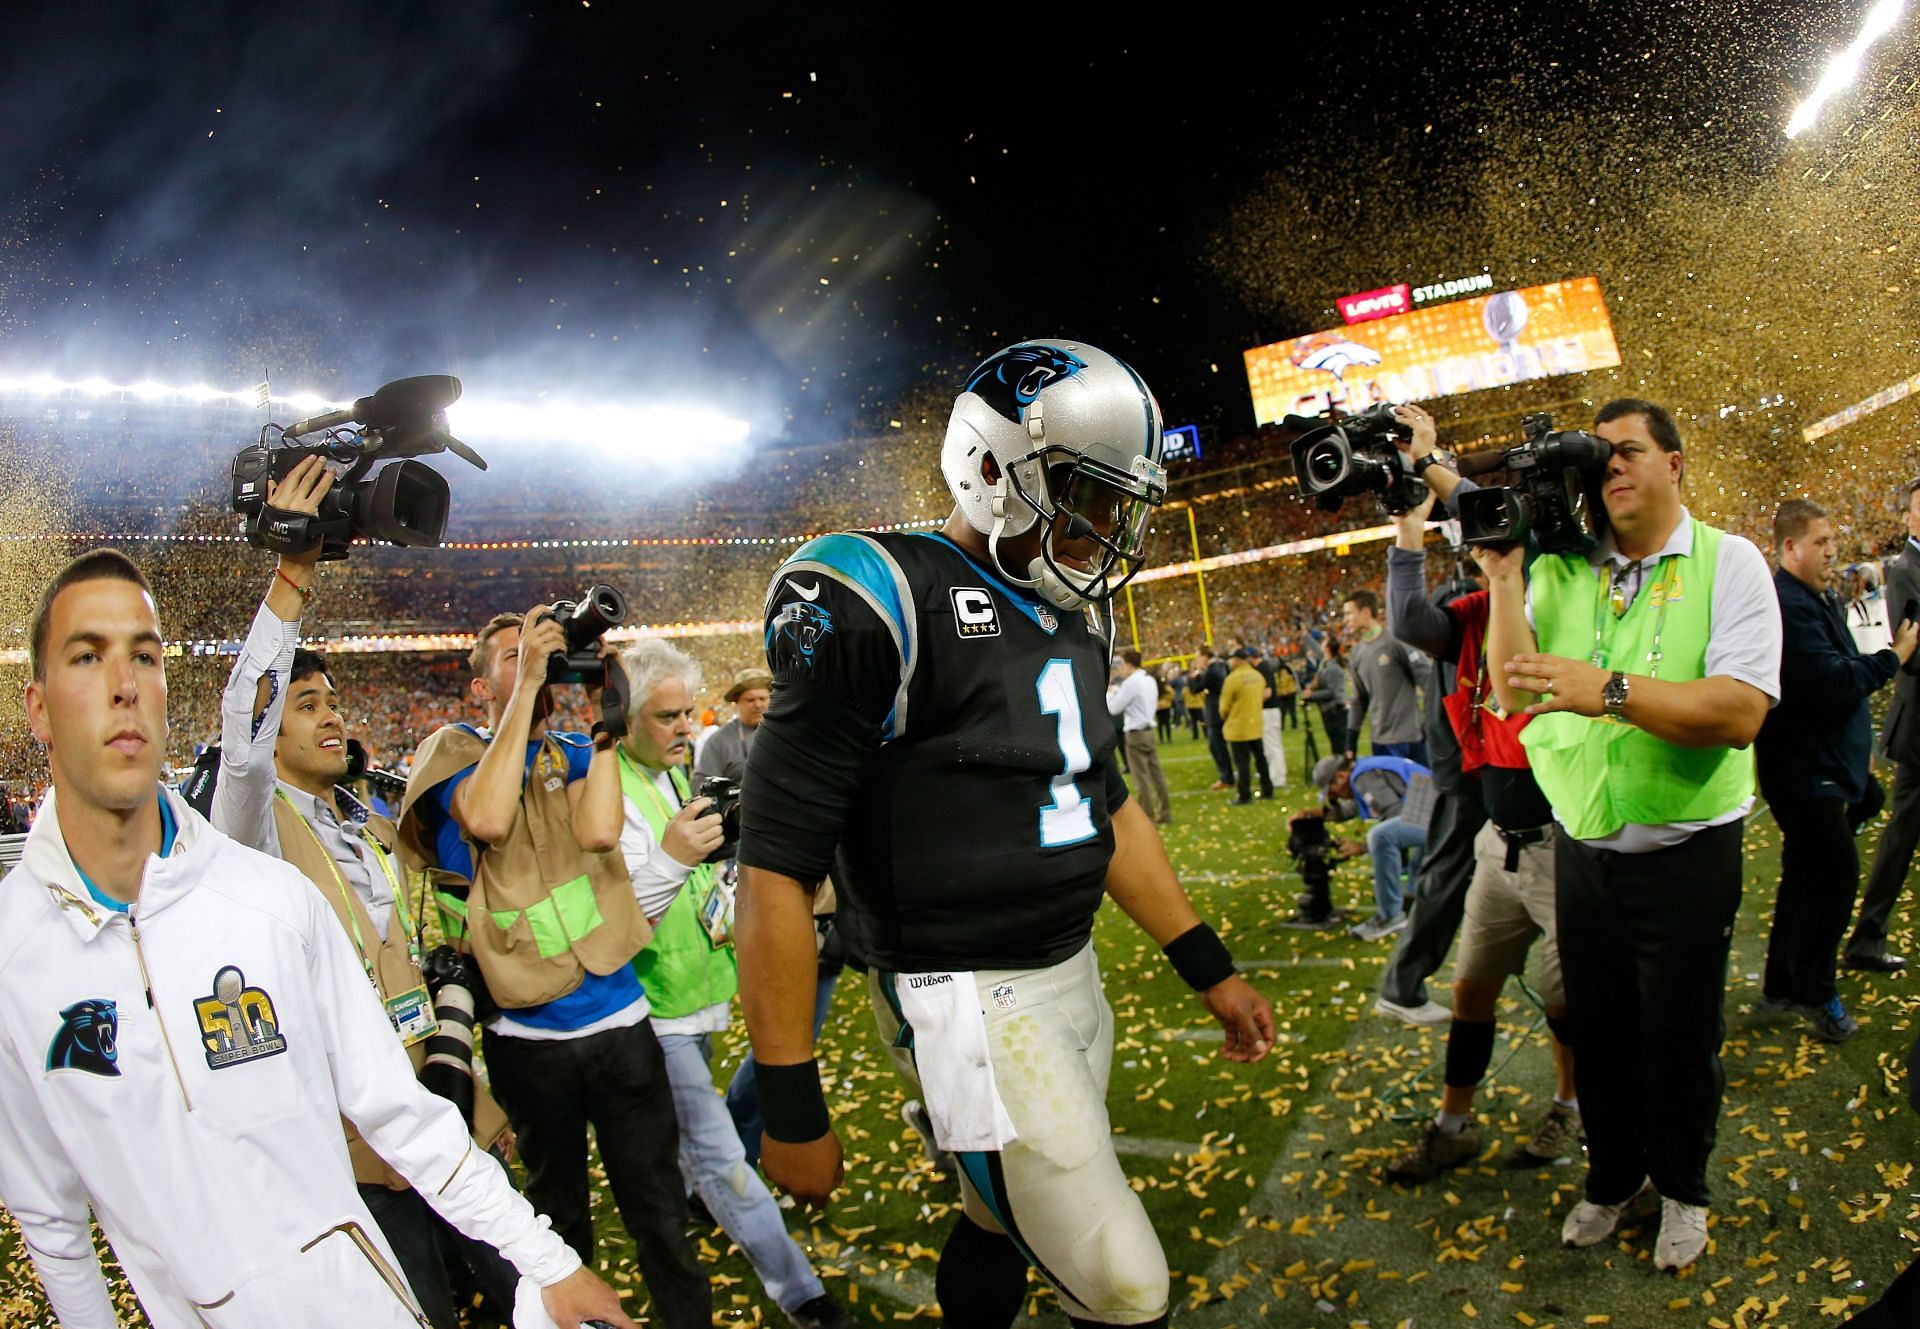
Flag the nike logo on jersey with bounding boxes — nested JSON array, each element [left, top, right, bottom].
[[788, 579, 822, 602]]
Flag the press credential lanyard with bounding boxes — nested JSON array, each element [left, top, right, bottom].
[[1588, 554, 1677, 677], [278, 790, 421, 983]]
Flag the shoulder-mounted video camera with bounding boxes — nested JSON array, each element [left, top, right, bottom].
[[231, 375, 487, 561], [1287, 402, 1425, 515], [1456, 412, 1610, 554]]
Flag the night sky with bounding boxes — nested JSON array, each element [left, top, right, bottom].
[[0, 1, 1902, 469]]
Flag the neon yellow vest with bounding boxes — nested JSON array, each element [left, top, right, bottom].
[[1520, 518, 1754, 839], [618, 751, 738, 1021]]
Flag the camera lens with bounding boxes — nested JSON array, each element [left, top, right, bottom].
[[1304, 439, 1349, 486]]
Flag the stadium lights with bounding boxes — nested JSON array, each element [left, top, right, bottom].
[[1785, 0, 1907, 138], [0, 371, 755, 456]]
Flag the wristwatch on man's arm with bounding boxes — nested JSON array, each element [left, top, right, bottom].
[[1602, 671, 1630, 719]]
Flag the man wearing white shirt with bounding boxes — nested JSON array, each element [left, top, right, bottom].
[[614, 640, 852, 1329], [1107, 649, 1171, 825], [208, 456, 523, 1326]]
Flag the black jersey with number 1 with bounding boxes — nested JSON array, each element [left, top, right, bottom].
[[737, 529, 1130, 973]]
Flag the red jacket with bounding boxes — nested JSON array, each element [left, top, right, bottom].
[[1445, 590, 1532, 773]]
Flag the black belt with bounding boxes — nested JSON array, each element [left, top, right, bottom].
[[1494, 823, 1552, 871]]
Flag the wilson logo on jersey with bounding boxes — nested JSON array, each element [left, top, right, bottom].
[[951, 587, 1000, 638], [46, 998, 121, 1078], [194, 965, 288, 1070], [963, 344, 1087, 423], [772, 600, 835, 666]]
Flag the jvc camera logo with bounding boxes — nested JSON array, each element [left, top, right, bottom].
[[951, 588, 1000, 639]]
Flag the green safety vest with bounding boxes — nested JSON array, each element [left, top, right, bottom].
[[617, 751, 738, 1021], [1520, 518, 1755, 839]]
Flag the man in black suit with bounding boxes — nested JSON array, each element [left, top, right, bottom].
[[1757, 500, 1914, 1039], [1848, 479, 1920, 972]]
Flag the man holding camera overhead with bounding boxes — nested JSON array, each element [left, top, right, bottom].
[[210, 456, 522, 1327], [1487, 398, 1780, 1273], [398, 602, 711, 1327]]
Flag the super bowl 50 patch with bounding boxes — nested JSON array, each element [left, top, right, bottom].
[[194, 965, 288, 1069]]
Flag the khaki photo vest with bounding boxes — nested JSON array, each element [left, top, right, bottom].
[[397, 725, 650, 1010], [272, 793, 509, 1190]]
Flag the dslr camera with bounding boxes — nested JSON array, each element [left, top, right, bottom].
[[1456, 412, 1611, 554], [537, 585, 630, 687], [695, 776, 742, 864], [231, 375, 487, 561], [1287, 402, 1425, 515]]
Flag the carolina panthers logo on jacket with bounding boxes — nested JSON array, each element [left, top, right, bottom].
[[770, 600, 835, 666], [194, 965, 288, 1069], [46, 998, 121, 1078], [964, 344, 1087, 423]]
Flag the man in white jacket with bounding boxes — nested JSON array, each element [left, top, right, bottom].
[[0, 549, 633, 1329]]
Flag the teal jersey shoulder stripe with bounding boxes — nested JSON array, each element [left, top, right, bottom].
[[768, 532, 917, 738], [786, 533, 914, 658]]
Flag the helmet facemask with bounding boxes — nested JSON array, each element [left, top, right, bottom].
[[989, 445, 1167, 609]]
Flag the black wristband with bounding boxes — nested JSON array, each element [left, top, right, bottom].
[[1164, 922, 1236, 992], [757, 1059, 832, 1143]]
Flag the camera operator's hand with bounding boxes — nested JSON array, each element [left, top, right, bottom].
[[660, 796, 726, 869], [1504, 652, 1609, 718], [515, 604, 568, 695], [1339, 838, 1367, 858], [1469, 542, 1527, 584], [1391, 490, 1438, 549], [1391, 403, 1437, 459], [263, 455, 335, 618], [762, 1128, 845, 1208]]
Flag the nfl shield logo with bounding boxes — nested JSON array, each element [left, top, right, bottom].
[[992, 982, 1018, 1010], [1036, 606, 1057, 632]]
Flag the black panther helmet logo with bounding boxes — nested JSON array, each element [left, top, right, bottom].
[[963, 344, 1088, 423], [47, 998, 121, 1078]]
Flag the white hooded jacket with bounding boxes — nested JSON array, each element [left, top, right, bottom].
[[0, 785, 580, 1328]]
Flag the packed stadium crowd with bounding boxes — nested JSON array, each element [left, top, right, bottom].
[[6, 354, 1920, 1329]]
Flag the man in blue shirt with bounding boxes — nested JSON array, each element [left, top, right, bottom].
[[403, 608, 710, 1329]]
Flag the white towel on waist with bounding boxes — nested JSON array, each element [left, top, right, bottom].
[[895, 970, 1019, 1152]]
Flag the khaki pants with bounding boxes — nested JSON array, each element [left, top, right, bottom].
[[1124, 729, 1171, 823]]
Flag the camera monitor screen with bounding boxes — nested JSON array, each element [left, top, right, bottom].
[[1243, 275, 1622, 425]]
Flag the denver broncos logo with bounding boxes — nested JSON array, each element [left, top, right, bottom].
[[47, 998, 121, 1078], [770, 601, 834, 666], [963, 344, 1087, 423], [1288, 330, 1383, 382]]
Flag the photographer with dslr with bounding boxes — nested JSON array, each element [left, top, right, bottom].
[[398, 605, 711, 1328], [1487, 398, 1780, 1272], [614, 640, 853, 1329], [209, 456, 522, 1326]]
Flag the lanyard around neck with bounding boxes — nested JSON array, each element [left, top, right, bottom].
[[1589, 554, 1677, 676], [278, 789, 417, 979], [619, 747, 684, 824]]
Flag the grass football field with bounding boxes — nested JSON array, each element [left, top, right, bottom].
[[5, 717, 1918, 1327]]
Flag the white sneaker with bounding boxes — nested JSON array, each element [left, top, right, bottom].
[[1562, 1178, 1652, 1248], [1654, 1198, 1709, 1270], [1375, 995, 1452, 1026]]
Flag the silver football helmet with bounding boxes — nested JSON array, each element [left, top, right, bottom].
[[939, 339, 1168, 609]]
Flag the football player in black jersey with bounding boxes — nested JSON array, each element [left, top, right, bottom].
[[735, 340, 1276, 1329]]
